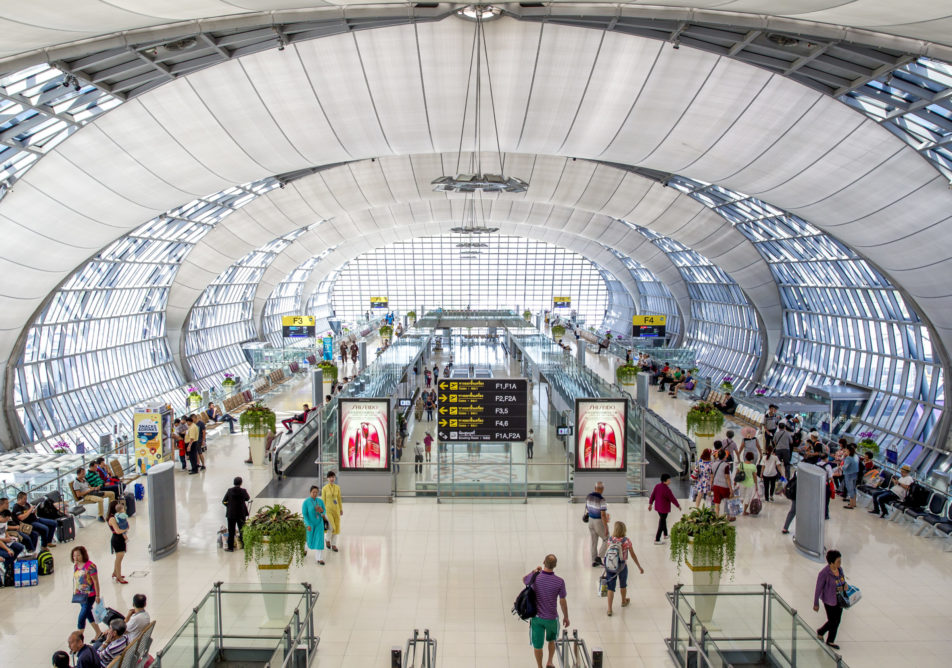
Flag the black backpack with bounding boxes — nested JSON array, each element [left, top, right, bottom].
[[784, 474, 797, 501], [36, 497, 65, 520], [512, 572, 539, 621]]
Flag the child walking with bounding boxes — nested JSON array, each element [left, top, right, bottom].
[[648, 473, 682, 544]]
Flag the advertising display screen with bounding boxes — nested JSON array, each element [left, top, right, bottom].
[[339, 399, 390, 471], [322, 336, 334, 361], [553, 297, 571, 308], [370, 297, 389, 309], [632, 314, 666, 338], [575, 399, 627, 471], [282, 315, 316, 338], [133, 411, 163, 474]]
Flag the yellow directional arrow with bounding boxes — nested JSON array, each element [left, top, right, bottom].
[[439, 419, 448, 427], [439, 407, 447, 414], [440, 394, 449, 402], [439, 381, 448, 390]]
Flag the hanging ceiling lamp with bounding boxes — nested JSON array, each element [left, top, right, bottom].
[[433, 6, 528, 195], [451, 191, 499, 236]]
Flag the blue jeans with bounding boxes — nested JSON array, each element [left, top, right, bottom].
[[1, 541, 24, 573], [216, 414, 237, 432], [30, 517, 58, 546], [844, 473, 858, 499], [76, 594, 97, 629]]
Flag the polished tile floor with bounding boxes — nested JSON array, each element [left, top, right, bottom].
[[4, 356, 952, 667]]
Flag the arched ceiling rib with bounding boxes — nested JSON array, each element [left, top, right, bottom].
[[164, 153, 779, 375], [3, 18, 952, 424], [3, 1, 952, 68]]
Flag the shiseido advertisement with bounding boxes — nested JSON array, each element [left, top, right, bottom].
[[575, 399, 627, 471], [339, 399, 390, 471]]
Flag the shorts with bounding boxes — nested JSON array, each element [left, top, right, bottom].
[[529, 617, 559, 649], [712, 485, 732, 504], [606, 564, 628, 592]]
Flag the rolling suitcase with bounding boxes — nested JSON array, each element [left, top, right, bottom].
[[56, 515, 76, 543], [123, 491, 136, 517]]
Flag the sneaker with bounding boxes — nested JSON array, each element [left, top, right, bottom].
[[224, 548, 235, 553], [593, 557, 603, 566], [654, 540, 663, 545], [98, 516, 105, 522]]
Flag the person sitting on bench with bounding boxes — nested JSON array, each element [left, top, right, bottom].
[[206, 402, 237, 433], [282, 404, 312, 434], [715, 392, 737, 415]]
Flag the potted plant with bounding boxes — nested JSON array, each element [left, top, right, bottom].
[[240, 403, 276, 465], [318, 361, 338, 399], [222, 373, 237, 391], [242, 504, 308, 625], [686, 401, 724, 438], [719, 376, 734, 393], [52, 440, 71, 454], [523, 309, 532, 322], [186, 386, 202, 411], [669, 507, 737, 623], [857, 431, 880, 457], [754, 387, 767, 396], [406, 310, 417, 323], [551, 324, 566, 340], [605, 331, 613, 341], [379, 324, 393, 341], [616, 362, 640, 387]]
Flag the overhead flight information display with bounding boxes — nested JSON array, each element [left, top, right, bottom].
[[632, 314, 666, 338], [436, 379, 528, 442], [282, 315, 315, 338]]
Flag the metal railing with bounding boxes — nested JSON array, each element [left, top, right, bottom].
[[399, 629, 437, 668], [154, 582, 319, 668], [556, 630, 601, 668], [666, 584, 848, 668]]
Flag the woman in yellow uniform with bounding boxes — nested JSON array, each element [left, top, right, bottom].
[[321, 470, 342, 552]]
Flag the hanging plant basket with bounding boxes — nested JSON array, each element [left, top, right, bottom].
[[670, 507, 736, 577], [616, 363, 640, 386], [379, 325, 393, 339], [551, 324, 566, 339], [523, 310, 532, 321], [318, 361, 339, 382], [406, 311, 417, 321], [241, 504, 308, 567], [239, 402, 276, 436], [686, 402, 724, 437]]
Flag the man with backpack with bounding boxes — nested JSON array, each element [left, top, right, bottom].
[[585, 482, 610, 566], [522, 555, 569, 668]]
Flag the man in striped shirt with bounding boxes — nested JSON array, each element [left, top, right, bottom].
[[524, 554, 569, 668]]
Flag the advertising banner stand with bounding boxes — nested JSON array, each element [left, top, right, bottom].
[[572, 398, 628, 503], [793, 462, 827, 561], [338, 398, 393, 502]]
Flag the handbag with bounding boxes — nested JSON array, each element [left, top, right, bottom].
[[582, 510, 589, 524], [734, 467, 747, 483], [71, 593, 88, 603], [323, 517, 330, 531], [17, 523, 32, 535], [837, 584, 861, 609]]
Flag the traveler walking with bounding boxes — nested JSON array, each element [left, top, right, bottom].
[[423, 432, 433, 462], [711, 449, 734, 518], [738, 451, 759, 515], [603, 521, 644, 616], [425, 394, 435, 422], [71, 546, 103, 638], [693, 449, 714, 508], [424, 369, 432, 388], [221, 477, 250, 552], [414, 442, 424, 474], [763, 404, 780, 445], [196, 414, 207, 470], [302, 486, 326, 565], [106, 499, 129, 583], [782, 470, 798, 534], [414, 397, 424, 422], [648, 474, 681, 544], [760, 445, 784, 502], [322, 471, 342, 552], [842, 444, 859, 509], [185, 416, 201, 474], [523, 555, 569, 668], [773, 422, 792, 469], [585, 482, 610, 566], [813, 549, 847, 650], [526, 429, 535, 459]]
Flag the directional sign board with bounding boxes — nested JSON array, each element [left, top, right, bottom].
[[436, 378, 529, 442]]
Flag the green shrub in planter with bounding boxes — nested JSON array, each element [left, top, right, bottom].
[[523, 310, 532, 321], [669, 507, 736, 577], [239, 402, 276, 436], [406, 311, 417, 321], [551, 324, 566, 339], [242, 504, 308, 567], [857, 431, 879, 456], [318, 361, 338, 382], [685, 401, 724, 437], [379, 325, 393, 339], [616, 363, 640, 385]]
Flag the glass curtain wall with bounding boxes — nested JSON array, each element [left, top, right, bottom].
[[12, 178, 280, 450], [262, 253, 331, 348], [184, 229, 313, 384], [328, 235, 610, 327], [605, 248, 683, 344], [668, 176, 945, 451], [630, 225, 762, 388]]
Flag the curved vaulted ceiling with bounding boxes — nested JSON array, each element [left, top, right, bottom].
[[2, 11, 951, 451]]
